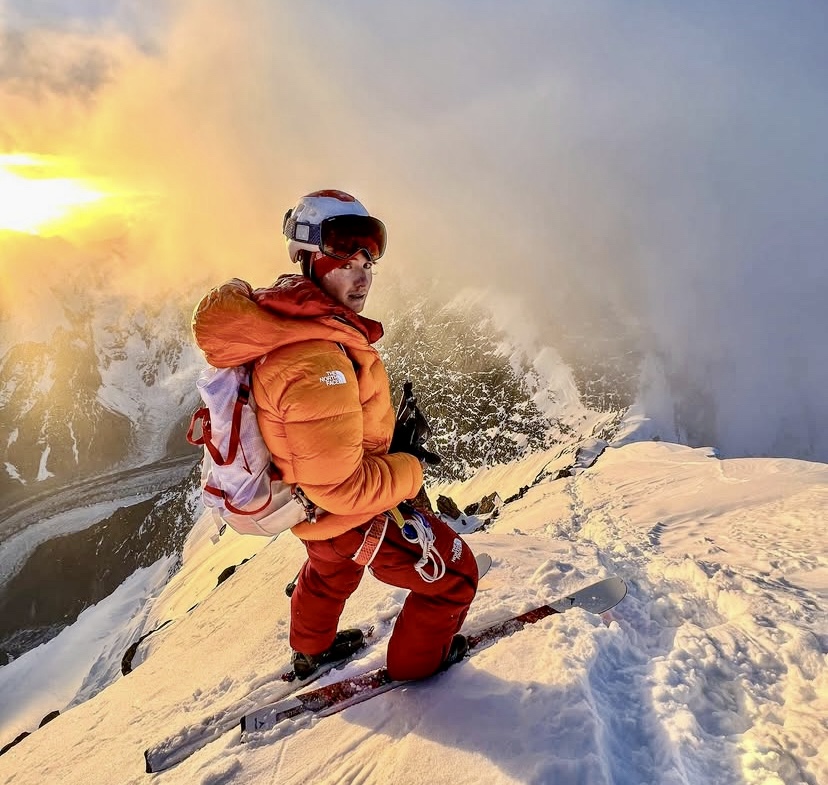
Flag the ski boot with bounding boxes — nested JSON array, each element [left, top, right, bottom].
[[440, 633, 469, 671], [291, 628, 365, 680]]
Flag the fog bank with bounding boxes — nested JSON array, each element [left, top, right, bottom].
[[2, 1, 827, 459]]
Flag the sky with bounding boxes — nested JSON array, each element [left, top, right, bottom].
[[1, 1, 827, 459], [0, 439, 825, 783]]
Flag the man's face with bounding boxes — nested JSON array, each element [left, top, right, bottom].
[[319, 253, 374, 313]]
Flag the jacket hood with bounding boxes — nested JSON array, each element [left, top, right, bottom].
[[253, 275, 383, 342], [192, 275, 384, 368]]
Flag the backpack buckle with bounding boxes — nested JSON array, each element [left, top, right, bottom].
[[293, 485, 319, 524]]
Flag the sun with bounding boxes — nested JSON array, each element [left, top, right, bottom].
[[0, 153, 110, 235]]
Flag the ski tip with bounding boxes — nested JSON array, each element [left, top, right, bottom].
[[607, 575, 627, 596], [591, 575, 626, 599], [144, 748, 153, 774], [474, 552, 493, 579], [550, 575, 627, 615]]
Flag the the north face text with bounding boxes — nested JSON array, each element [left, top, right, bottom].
[[320, 370, 347, 386]]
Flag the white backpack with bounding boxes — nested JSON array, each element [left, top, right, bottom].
[[186, 365, 307, 537]]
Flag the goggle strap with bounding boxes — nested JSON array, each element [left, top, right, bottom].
[[284, 216, 322, 245]]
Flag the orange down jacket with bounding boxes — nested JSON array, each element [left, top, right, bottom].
[[192, 275, 424, 540]]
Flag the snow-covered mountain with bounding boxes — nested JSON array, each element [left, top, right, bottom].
[[377, 281, 625, 484], [0, 439, 824, 784], [0, 234, 204, 505]]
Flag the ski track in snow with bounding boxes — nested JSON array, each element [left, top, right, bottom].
[[545, 454, 826, 785]]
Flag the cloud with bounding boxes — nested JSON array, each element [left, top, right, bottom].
[[2, 0, 828, 459]]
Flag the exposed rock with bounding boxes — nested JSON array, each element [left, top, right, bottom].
[[504, 485, 530, 504], [436, 494, 462, 520], [121, 639, 141, 675], [0, 705, 60, 757], [477, 492, 501, 515], [380, 285, 565, 485], [0, 731, 29, 756], [407, 485, 434, 513], [216, 558, 251, 587], [38, 710, 59, 727], [122, 618, 174, 675], [216, 565, 237, 586]]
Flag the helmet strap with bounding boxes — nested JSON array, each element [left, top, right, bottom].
[[297, 250, 314, 280]]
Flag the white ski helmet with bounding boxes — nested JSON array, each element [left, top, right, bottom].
[[282, 189, 386, 264]]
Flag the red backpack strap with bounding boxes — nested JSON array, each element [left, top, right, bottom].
[[187, 407, 225, 465], [203, 479, 274, 516], [188, 377, 251, 467], [219, 380, 249, 467]]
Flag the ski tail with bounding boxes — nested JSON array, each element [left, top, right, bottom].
[[143, 627, 375, 773]]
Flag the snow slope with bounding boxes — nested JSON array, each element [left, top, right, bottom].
[[0, 440, 825, 785]]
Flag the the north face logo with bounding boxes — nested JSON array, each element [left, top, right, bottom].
[[320, 370, 347, 386], [451, 538, 463, 563]]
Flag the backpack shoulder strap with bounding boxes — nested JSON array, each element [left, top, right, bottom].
[[186, 367, 252, 467]]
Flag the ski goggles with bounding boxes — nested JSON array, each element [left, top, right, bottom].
[[283, 213, 387, 261]]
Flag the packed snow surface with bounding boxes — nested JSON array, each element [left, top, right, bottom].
[[0, 441, 825, 784]]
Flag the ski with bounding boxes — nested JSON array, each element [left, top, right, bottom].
[[143, 627, 375, 773], [240, 576, 626, 738], [143, 553, 492, 773]]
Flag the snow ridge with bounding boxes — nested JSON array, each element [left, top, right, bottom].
[[0, 441, 825, 785]]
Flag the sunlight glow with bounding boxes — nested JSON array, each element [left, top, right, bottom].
[[0, 154, 109, 234]]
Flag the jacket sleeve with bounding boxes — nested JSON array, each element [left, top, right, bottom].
[[260, 344, 423, 520]]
